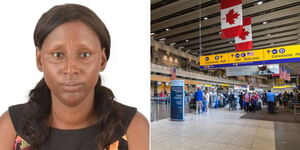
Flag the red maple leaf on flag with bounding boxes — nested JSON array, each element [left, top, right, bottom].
[[238, 27, 249, 40], [226, 9, 240, 25]]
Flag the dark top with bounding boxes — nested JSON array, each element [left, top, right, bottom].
[[9, 102, 137, 150]]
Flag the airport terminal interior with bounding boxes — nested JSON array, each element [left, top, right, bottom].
[[150, 0, 300, 150]]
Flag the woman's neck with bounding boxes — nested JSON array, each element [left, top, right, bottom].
[[49, 91, 97, 130]]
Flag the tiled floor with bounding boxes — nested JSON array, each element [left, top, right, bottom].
[[151, 108, 277, 150], [274, 122, 300, 150]]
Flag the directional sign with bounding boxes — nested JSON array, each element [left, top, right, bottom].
[[200, 54, 228, 66], [199, 44, 300, 68], [263, 45, 300, 60], [228, 50, 264, 64]]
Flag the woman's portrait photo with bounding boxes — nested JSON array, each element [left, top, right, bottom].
[[0, 1, 149, 150]]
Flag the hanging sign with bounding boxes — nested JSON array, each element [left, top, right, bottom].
[[199, 44, 300, 68]]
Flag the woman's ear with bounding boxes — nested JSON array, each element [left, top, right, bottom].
[[99, 48, 107, 72], [36, 48, 43, 72]]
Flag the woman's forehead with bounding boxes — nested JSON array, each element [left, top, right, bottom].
[[42, 21, 101, 49]]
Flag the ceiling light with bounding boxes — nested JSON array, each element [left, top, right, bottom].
[[150, 32, 155, 35], [263, 21, 267, 24], [204, 17, 208, 20], [257, 1, 263, 5], [165, 28, 169, 31], [170, 43, 176, 46], [159, 38, 166, 41], [267, 34, 271, 36], [178, 46, 184, 49], [185, 40, 189, 42], [186, 50, 191, 52]]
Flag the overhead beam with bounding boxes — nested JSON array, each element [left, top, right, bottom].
[[164, 5, 300, 44], [153, 0, 300, 39]]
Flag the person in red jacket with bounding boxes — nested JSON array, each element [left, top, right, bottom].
[[243, 92, 251, 112]]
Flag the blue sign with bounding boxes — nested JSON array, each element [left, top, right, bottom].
[[170, 80, 184, 121]]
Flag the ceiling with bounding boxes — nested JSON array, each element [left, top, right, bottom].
[[151, 0, 300, 75]]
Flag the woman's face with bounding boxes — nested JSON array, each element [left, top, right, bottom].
[[36, 21, 107, 106]]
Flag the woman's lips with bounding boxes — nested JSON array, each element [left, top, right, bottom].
[[60, 83, 84, 92]]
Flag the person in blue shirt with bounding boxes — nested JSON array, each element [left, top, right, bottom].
[[195, 87, 204, 114], [266, 90, 275, 113]]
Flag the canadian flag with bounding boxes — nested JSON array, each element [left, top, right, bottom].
[[235, 17, 253, 51], [220, 0, 243, 39]]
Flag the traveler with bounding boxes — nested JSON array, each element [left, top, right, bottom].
[[239, 91, 243, 110], [243, 92, 251, 112], [267, 90, 276, 113], [283, 91, 289, 111], [205, 90, 210, 112], [195, 87, 204, 114], [228, 91, 236, 111], [217, 91, 224, 107]]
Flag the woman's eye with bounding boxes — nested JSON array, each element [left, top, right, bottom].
[[52, 52, 64, 58], [80, 52, 91, 58]]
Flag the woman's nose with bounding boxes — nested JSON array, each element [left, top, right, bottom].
[[63, 58, 79, 75]]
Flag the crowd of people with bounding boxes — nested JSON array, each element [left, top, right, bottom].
[[189, 87, 300, 114], [153, 87, 300, 115], [264, 90, 300, 113]]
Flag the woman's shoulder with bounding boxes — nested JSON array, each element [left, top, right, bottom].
[[115, 102, 138, 128], [0, 110, 17, 149], [128, 111, 149, 132], [112, 102, 149, 149], [8, 103, 28, 132], [126, 111, 149, 150], [113, 101, 148, 134]]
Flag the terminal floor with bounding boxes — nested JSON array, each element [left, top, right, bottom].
[[151, 107, 300, 150]]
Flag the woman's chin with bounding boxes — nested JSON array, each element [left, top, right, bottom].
[[59, 93, 86, 107]]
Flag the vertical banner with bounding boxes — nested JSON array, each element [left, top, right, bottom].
[[170, 80, 185, 121], [220, 0, 243, 39]]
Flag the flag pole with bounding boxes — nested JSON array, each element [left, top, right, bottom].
[[199, 0, 202, 57]]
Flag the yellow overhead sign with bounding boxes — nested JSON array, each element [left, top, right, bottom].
[[263, 45, 300, 61], [228, 50, 264, 63], [199, 44, 300, 68], [199, 54, 228, 66]]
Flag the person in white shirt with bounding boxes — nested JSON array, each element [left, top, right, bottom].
[[205, 90, 210, 112]]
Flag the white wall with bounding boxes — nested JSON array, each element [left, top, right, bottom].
[[0, 0, 150, 120]]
